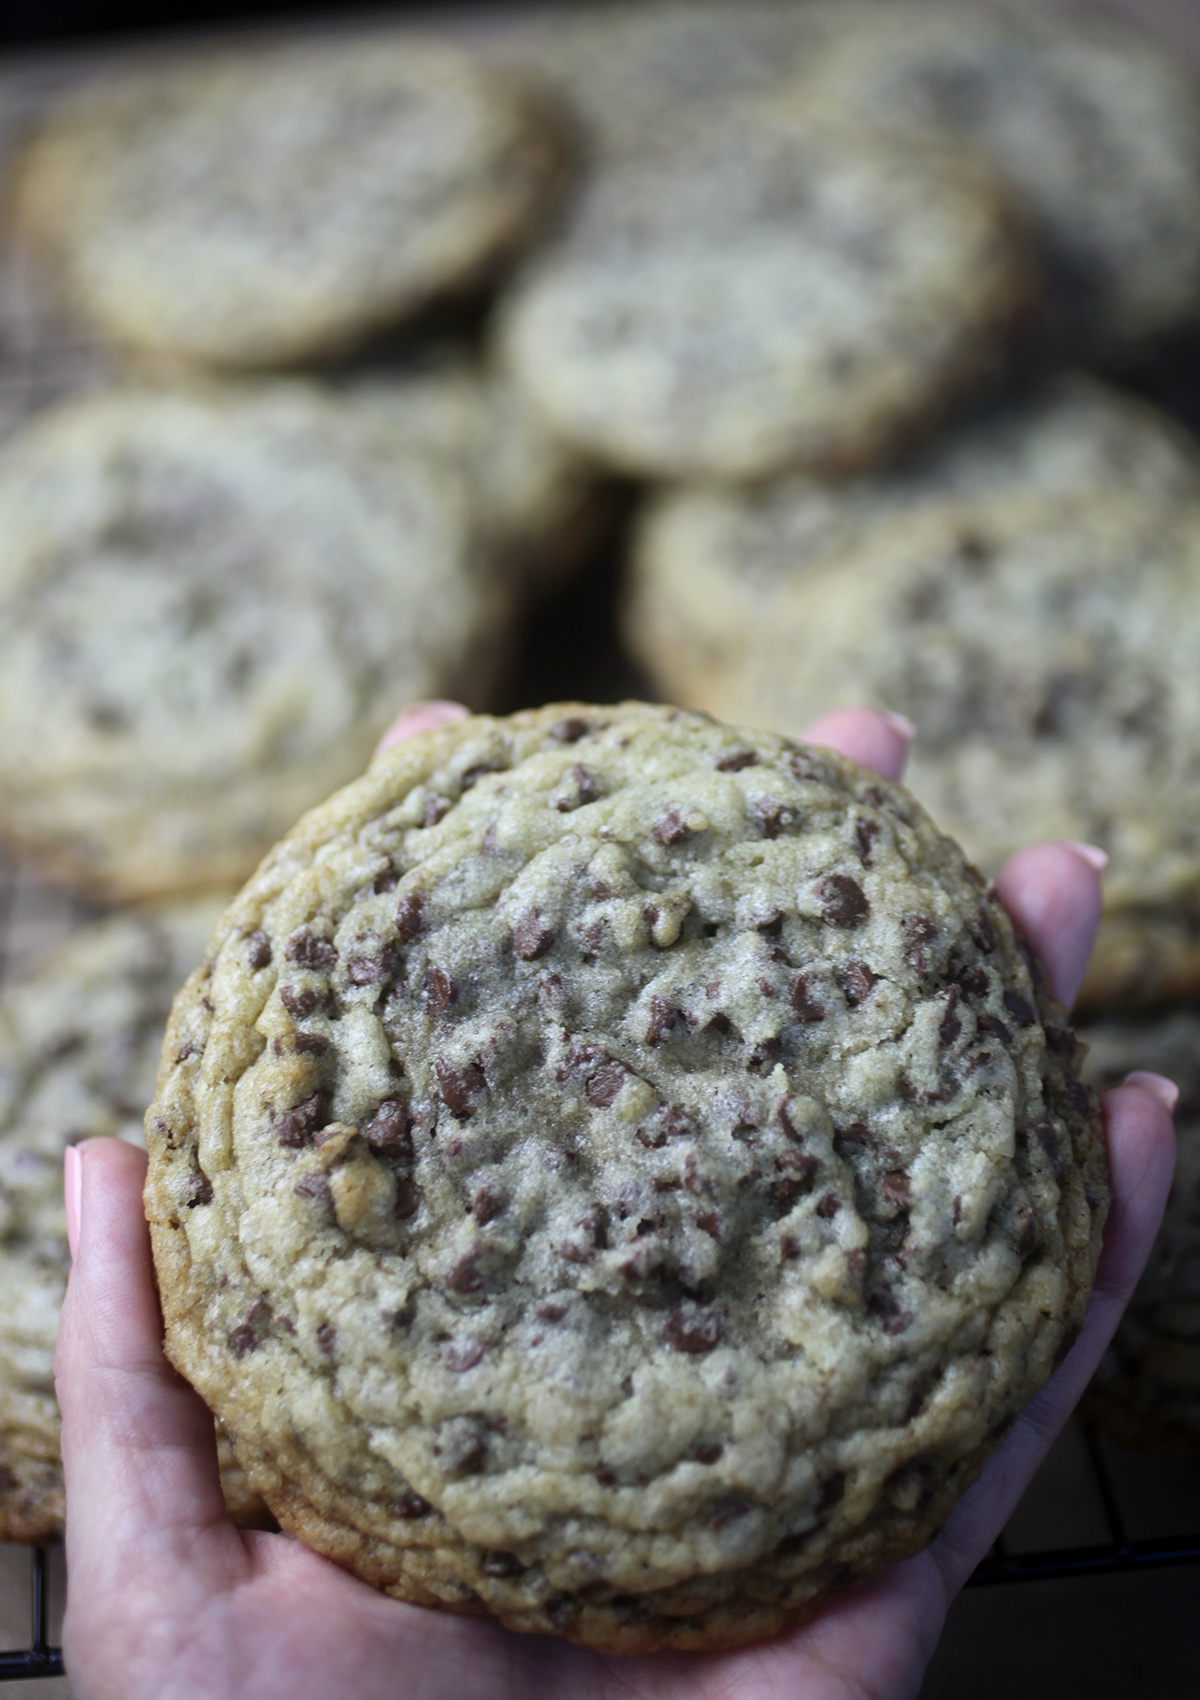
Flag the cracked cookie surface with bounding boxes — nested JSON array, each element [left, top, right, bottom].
[[0, 899, 267, 1540], [146, 703, 1104, 1649]]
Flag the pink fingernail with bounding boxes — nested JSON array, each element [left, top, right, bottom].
[[65, 1144, 83, 1261], [1064, 841, 1108, 873], [1124, 1071, 1179, 1113], [881, 711, 916, 742], [378, 700, 469, 753]]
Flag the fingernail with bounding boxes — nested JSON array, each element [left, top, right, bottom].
[[1124, 1071, 1179, 1113], [1064, 841, 1108, 873], [65, 1144, 82, 1261], [378, 700, 469, 753], [881, 711, 916, 742]]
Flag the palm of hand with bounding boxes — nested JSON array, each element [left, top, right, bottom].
[[56, 708, 1176, 1700]]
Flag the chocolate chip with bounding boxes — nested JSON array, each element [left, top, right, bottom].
[[972, 908, 998, 953], [294, 1172, 333, 1208], [903, 916, 939, 976], [481, 1549, 523, 1577], [373, 865, 399, 894], [364, 1099, 412, 1159], [274, 1091, 327, 1148], [435, 1059, 486, 1117], [1003, 990, 1036, 1027], [347, 946, 398, 985], [1033, 1122, 1069, 1185], [856, 818, 882, 865], [755, 911, 785, 937], [423, 794, 450, 828], [284, 930, 337, 970], [586, 1061, 626, 1107], [664, 1301, 723, 1354], [293, 1032, 328, 1056], [705, 1011, 732, 1036], [834, 1122, 873, 1160], [425, 965, 456, 1015], [246, 930, 272, 970], [396, 893, 425, 942], [513, 910, 555, 961], [939, 987, 962, 1047], [281, 985, 320, 1019], [696, 1210, 722, 1238], [555, 763, 602, 811], [646, 996, 678, 1045], [773, 1150, 818, 1206], [868, 1289, 908, 1334], [790, 972, 825, 1022], [435, 1417, 487, 1477], [535, 1300, 568, 1322], [753, 798, 801, 838], [716, 749, 758, 771], [316, 1320, 336, 1355], [654, 809, 693, 846], [788, 751, 824, 783], [394, 1178, 420, 1220], [393, 1489, 432, 1518], [708, 1492, 755, 1532], [445, 1338, 487, 1373], [447, 1249, 486, 1294], [839, 960, 877, 1006], [549, 717, 591, 743], [816, 874, 869, 928], [747, 1035, 782, 1072], [816, 1192, 840, 1219], [880, 1171, 911, 1211], [460, 760, 505, 792], [227, 1300, 272, 1359], [472, 1181, 506, 1224], [978, 1014, 1012, 1046], [1045, 1025, 1075, 1058], [182, 1169, 213, 1207], [957, 964, 989, 998]]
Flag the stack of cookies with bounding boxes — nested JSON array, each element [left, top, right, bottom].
[[0, 0, 1193, 1636]]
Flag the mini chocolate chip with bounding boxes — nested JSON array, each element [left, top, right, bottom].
[[856, 818, 882, 864], [227, 1300, 272, 1360], [839, 960, 878, 1006], [274, 1091, 327, 1148], [435, 1058, 486, 1117], [435, 1417, 487, 1477], [903, 916, 939, 976], [1033, 1122, 1069, 1185], [394, 1178, 420, 1219], [445, 1338, 487, 1372], [716, 749, 758, 771], [788, 751, 824, 783], [294, 1172, 333, 1207], [481, 1549, 523, 1577], [393, 1489, 432, 1518], [281, 985, 320, 1019], [447, 1250, 486, 1294], [513, 910, 555, 961], [586, 1060, 627, 1107], [536, 1300, 568, 1322], [708, 1492, 755, 1532], [347, 946, 398, 985], [880, 1171, 911, 1210], [284, 930, 337, 970], [654, 809, 692, 846], [816, 1192, 841, 1219], [972, 908, 998, 953], [696, 1210, 722, 1238], [460, 760, 504, 792], [183, 1170, 213, 1207], [227, 1325, 259, 1359], [1003, 990, 1036, 1027], [790, 972, 825, 1022], [293, 1032, 328, 1055], [646, 996, 678, 1044], [756, 910, 785, 937], [868, 1289, 908, 1334], [396, 893, 425, 941], [664, 1301, 723, 1353], [555, 763, 602, 810], [473, 1182, 506, 1224], [753, 798, 801, 838], [706, 1010, 732, 1036], [549, 717, 590, 743], [373, 865, 399, 894], [424, 794, 450, 828], [364, 1099, 412, 1158], [1045, 1025, 1075, 1058], [747, 1035, 782, 1072], [246, 930, 272, 970], [816, 874, 869, 927], [834, 1122, 873, 1160], [978, 1014, 1012, 1046], [316, 1320, 336, 1355], [958, 964, 989, 998], [773, 1150, 818, 1206], [425, 965, 456, 1015], [939, 988, 962, 1047]]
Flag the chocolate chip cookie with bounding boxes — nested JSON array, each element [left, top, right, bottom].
[[636, 491, 1200, 1012], [12, 34, 565, 369], [0, 899, 267, 1540], [1081, 1010, 1200, 1459], [0, 383, 510, 900], [796, 2, 1200, 353], [145, 702, 1105, 1650], [495, 99, 1032, 481]]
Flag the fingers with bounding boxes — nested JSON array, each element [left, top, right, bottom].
[[56, 1139, 240, 1580], [801, 707, 914, 781], [994, 841, 1106, 1007], [927, 1075, 1176, 1596], [376, 700, 469, 754]]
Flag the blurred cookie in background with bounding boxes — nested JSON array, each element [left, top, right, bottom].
[[1082, 1010, 1200, 1460], [9, 33, 568, 370], [496, 100, 1035, 483], [0, 382, 514, 900], [793, 1, 1200, 357], [0, 897, 269, 1539], [631, 489, 1200, 1012], [626, 375, 1200, 713]]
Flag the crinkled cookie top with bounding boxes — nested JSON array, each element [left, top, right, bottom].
[[146, 703, 1104, 1646]]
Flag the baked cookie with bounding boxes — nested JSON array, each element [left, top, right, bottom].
[[794, 2, 1200, 353], [144, 702, 1105, 1650], [638, 493, 1200, 1013], [1081, 1009, 1200, 1459], [0, 383, 510, 901], [495, 100, 1033, 482], [626, 375, 1200, 712], [11, 35, 565, 369], [0, 899, 269, 1540]]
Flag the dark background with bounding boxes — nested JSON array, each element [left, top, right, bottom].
[[0, 0, 531, 50]]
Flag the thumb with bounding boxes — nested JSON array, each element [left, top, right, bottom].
[[56, 1139, 240, 1585]]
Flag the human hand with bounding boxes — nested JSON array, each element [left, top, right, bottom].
[[55, 705, 1176, 1700]]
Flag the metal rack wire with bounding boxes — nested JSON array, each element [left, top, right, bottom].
[[0, 1550, 64, 1682]]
